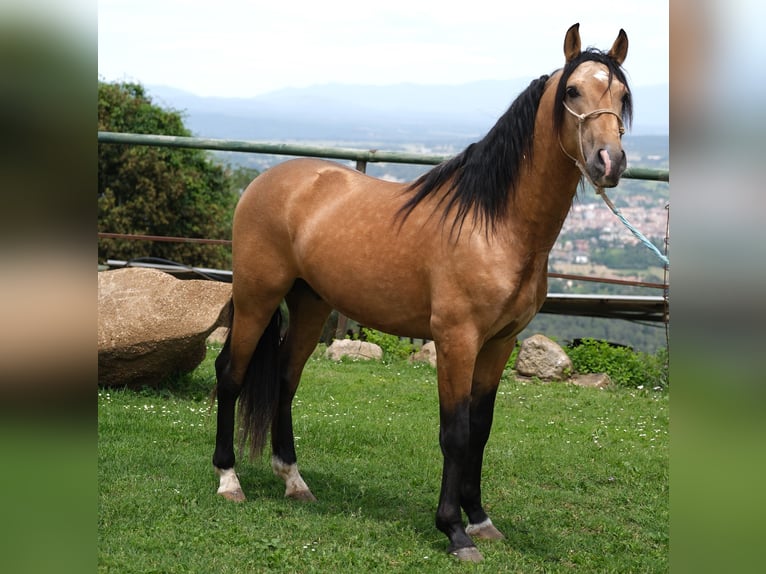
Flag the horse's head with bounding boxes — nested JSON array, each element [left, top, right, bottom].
[[556, 24, 632, 188]]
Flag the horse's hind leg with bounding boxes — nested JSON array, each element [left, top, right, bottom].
[[271, 280, 331, 501], [213, 298, 283, 502]]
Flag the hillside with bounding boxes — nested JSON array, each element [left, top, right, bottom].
[[147, 80, 668, 144]]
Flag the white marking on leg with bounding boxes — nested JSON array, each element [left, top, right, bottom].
[[272, 456, 313, 499], [215, 467, 242, 495], [466, 517, 494, 535], [466, 517, 504, 540]]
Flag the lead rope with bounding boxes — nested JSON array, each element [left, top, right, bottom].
[[559, 103, 670, 267], [595, 188, 670, 267]]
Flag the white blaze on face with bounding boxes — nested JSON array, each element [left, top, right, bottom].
[[593, 68, 609, 84]]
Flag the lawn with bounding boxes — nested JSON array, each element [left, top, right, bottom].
[[98, 346, 668, 573]]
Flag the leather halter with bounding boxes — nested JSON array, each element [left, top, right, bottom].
[[558, 102, 625, 190]]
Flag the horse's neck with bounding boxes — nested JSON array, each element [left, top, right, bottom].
[[507, 109, 581, 253]]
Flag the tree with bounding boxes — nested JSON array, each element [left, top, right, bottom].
[[98, 81, 240, 269]]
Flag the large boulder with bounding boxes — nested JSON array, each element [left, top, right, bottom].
[[98, 268, 231, 388], [515, 334, 573, 381], [325, 339, 382, 361]]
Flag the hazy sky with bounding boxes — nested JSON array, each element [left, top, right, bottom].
[[98, 0, 668, 97]]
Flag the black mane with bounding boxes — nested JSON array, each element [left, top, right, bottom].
[[398, 74, 550, 237], [398, 49, 632, 237]]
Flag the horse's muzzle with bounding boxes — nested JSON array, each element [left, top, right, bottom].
[[588, 146, 626, 188]]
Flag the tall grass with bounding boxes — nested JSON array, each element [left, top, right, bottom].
[[99, 346, 668, 572]]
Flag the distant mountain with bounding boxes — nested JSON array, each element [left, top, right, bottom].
[[147, 80, 668, 144]]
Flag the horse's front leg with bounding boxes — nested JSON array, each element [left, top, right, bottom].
[[433, 330, 485, 562], [437, 400, 482, 561], [462, 337, 517, 542]]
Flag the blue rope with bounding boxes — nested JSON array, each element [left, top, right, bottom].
[[597, 188, 670, 267], [559, 134, 670, 268]]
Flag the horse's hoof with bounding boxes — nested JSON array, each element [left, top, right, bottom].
[[287, 489, 317, 502], [450, 546, 484, 562], [218, 488, 246, 502], [467, 520, 505, 540]]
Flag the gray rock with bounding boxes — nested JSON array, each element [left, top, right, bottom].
[[570, 372, 612, 389], [98, 268, 231, 387], [515, 334, 573, 381], [325, 339, 383, 361]]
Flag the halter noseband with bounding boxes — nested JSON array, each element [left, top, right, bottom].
[[559, 102, 625, 192]]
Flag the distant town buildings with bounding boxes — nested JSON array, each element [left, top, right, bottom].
[[551, 193, 669, 266]]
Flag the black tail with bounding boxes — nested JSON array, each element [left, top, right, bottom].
[[233, 306, 284, 459]]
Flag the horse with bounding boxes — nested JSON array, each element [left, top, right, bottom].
[[212, 23, 632, 562]]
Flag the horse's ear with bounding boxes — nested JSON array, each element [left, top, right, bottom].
[[608, 29, 629, 66], [564, 23, 581, 63]]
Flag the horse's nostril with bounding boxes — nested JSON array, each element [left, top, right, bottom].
[[599, 149, 612, 177]]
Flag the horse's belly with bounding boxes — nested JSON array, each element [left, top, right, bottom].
[[305, 270, 434, 339]]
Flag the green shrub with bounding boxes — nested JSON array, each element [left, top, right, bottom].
[[505, 341, 522, 370], [360, 328, 414, 361], [565, 338, 668, 389]]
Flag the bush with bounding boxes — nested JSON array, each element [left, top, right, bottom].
[[360, 328, 414, 361], [565, 338, 668, 389], [98, 81, 239, 269], [505, 341, 522, 370]]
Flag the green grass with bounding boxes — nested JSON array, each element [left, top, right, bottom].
[[99, 346, 668, 573]]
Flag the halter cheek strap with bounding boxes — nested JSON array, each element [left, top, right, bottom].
[[558, 102, 625, 191]]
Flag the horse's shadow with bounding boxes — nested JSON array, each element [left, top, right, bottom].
[[234, 463, 560, 560], [238, 463, 432, 523]]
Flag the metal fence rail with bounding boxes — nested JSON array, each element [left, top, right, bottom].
[[97, 131, 670, 182]]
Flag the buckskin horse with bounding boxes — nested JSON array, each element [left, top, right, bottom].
[[212, 23, 632, 562]]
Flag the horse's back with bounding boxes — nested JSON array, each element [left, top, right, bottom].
[[236, 158, 402, 232]]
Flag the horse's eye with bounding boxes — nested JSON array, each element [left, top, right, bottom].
[[566, 86, 580, 99]]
